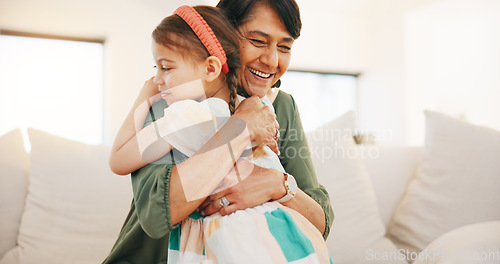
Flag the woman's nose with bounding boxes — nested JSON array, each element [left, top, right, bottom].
[[260, 46, 278, 69]]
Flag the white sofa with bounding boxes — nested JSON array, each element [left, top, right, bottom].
[[1, 110, 499, 264]]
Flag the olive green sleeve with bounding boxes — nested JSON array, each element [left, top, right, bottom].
[[131, 163, 180, 239], [102, 100, 177, 263], [132, 99, 180, 239], [273, 91, 334, 240]]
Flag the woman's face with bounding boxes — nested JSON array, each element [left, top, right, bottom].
[[238, 3, 294, 98]]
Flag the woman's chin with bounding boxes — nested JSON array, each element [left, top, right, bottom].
[[245, 85, 270, 98], [242, 72, 275, 98]]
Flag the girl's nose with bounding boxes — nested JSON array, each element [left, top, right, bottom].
[[153, 75, 164, 85]]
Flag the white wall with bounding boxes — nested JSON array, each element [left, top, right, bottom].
[[355, 0, 440, 145], [2, 0, 499, 146], [307, 0, 500, 145], [349, 0, 500, 145], [291, 0, 369, 74], [293, 0, 441, 145], [405, 0, 500, 145], [0, 0, 208, 144]]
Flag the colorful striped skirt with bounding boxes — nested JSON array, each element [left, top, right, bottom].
[[168, 201, 332, 264]]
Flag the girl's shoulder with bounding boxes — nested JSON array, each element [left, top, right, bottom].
[[164, 98, 231, 119]]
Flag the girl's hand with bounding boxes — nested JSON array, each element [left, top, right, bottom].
[[232, 96, 280, 154], [137, 77, 162, 104], [198, 159, 285, 216]]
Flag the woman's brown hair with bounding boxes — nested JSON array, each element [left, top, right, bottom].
[[217, 0, 301, 39], [217, 0, 301, 89]]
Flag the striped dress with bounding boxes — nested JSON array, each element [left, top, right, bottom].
[[168, 201, 332, 263], [157, 97, 332, 264]]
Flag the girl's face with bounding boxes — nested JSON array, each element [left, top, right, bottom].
[[152, 41, 207, 105], [238, 3, 294, 98]]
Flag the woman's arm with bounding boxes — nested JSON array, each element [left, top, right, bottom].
[[199, 91, 333, 239], [198, 160, 326, 234], [281, 187, 327, 235], [274, 92, 332, 238], [131, 96, 280, 238], [109, 78, 172, 175]]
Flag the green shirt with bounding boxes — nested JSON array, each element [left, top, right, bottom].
[[102, 91, 334, 264]]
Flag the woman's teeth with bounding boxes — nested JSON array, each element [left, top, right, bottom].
[[249, 68, 271, 78]]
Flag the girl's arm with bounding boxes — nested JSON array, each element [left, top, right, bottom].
[[130, 96, 280, 239], [168, 96, 278, 225], [109, 78, 172, 175]]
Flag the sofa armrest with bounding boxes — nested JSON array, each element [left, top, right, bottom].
[[0, 129, 29, 258], [413, 221, 500, 264]]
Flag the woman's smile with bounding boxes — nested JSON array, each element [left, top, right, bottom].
[[248, 67, 273, 79]]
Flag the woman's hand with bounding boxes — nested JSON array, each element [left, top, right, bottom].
[[232, 96, 280, 154], [198, 159, 285, 216], [198, 158, 327, 234]]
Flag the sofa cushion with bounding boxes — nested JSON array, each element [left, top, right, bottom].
[[0, 129, 132, 264], [413, 221, 500, 264], [0, 129, 29, 257], [388, 111, 500, 254], [308, 111, 407, 264], [363, 146, 422, 228]]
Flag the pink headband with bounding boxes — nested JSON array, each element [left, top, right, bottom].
[[174, 5, 229, 74]]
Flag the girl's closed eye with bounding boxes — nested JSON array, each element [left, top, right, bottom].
[[153, 65, 173, 72]]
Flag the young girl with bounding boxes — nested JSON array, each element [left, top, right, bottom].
[[109, 5, 331, 263]]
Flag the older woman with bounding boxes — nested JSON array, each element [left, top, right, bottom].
[[103, 0, 333, 263], [199, 0, 333, 236]]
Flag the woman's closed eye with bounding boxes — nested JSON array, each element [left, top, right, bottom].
[[248, 38, 267, 47], [278, 45, 291, 53], [247, 38, 292, 53]]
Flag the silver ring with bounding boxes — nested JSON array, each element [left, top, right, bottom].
[[273, 129, 280, 140], [219, 196, 230, 207]]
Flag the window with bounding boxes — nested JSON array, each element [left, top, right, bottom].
[[0, 31, 104, 147], [279, 70, 358, 132]]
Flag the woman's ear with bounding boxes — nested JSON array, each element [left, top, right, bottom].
[[204, 56, 222, 82]]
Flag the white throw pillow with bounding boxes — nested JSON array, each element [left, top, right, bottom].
[[363, 146, 422, 228], [0, 129, 133, 264], [413, 221, 500, 264], [0, 129, 29, 257], [388, 111, 500, 254], [308, 111, 407, 264]]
